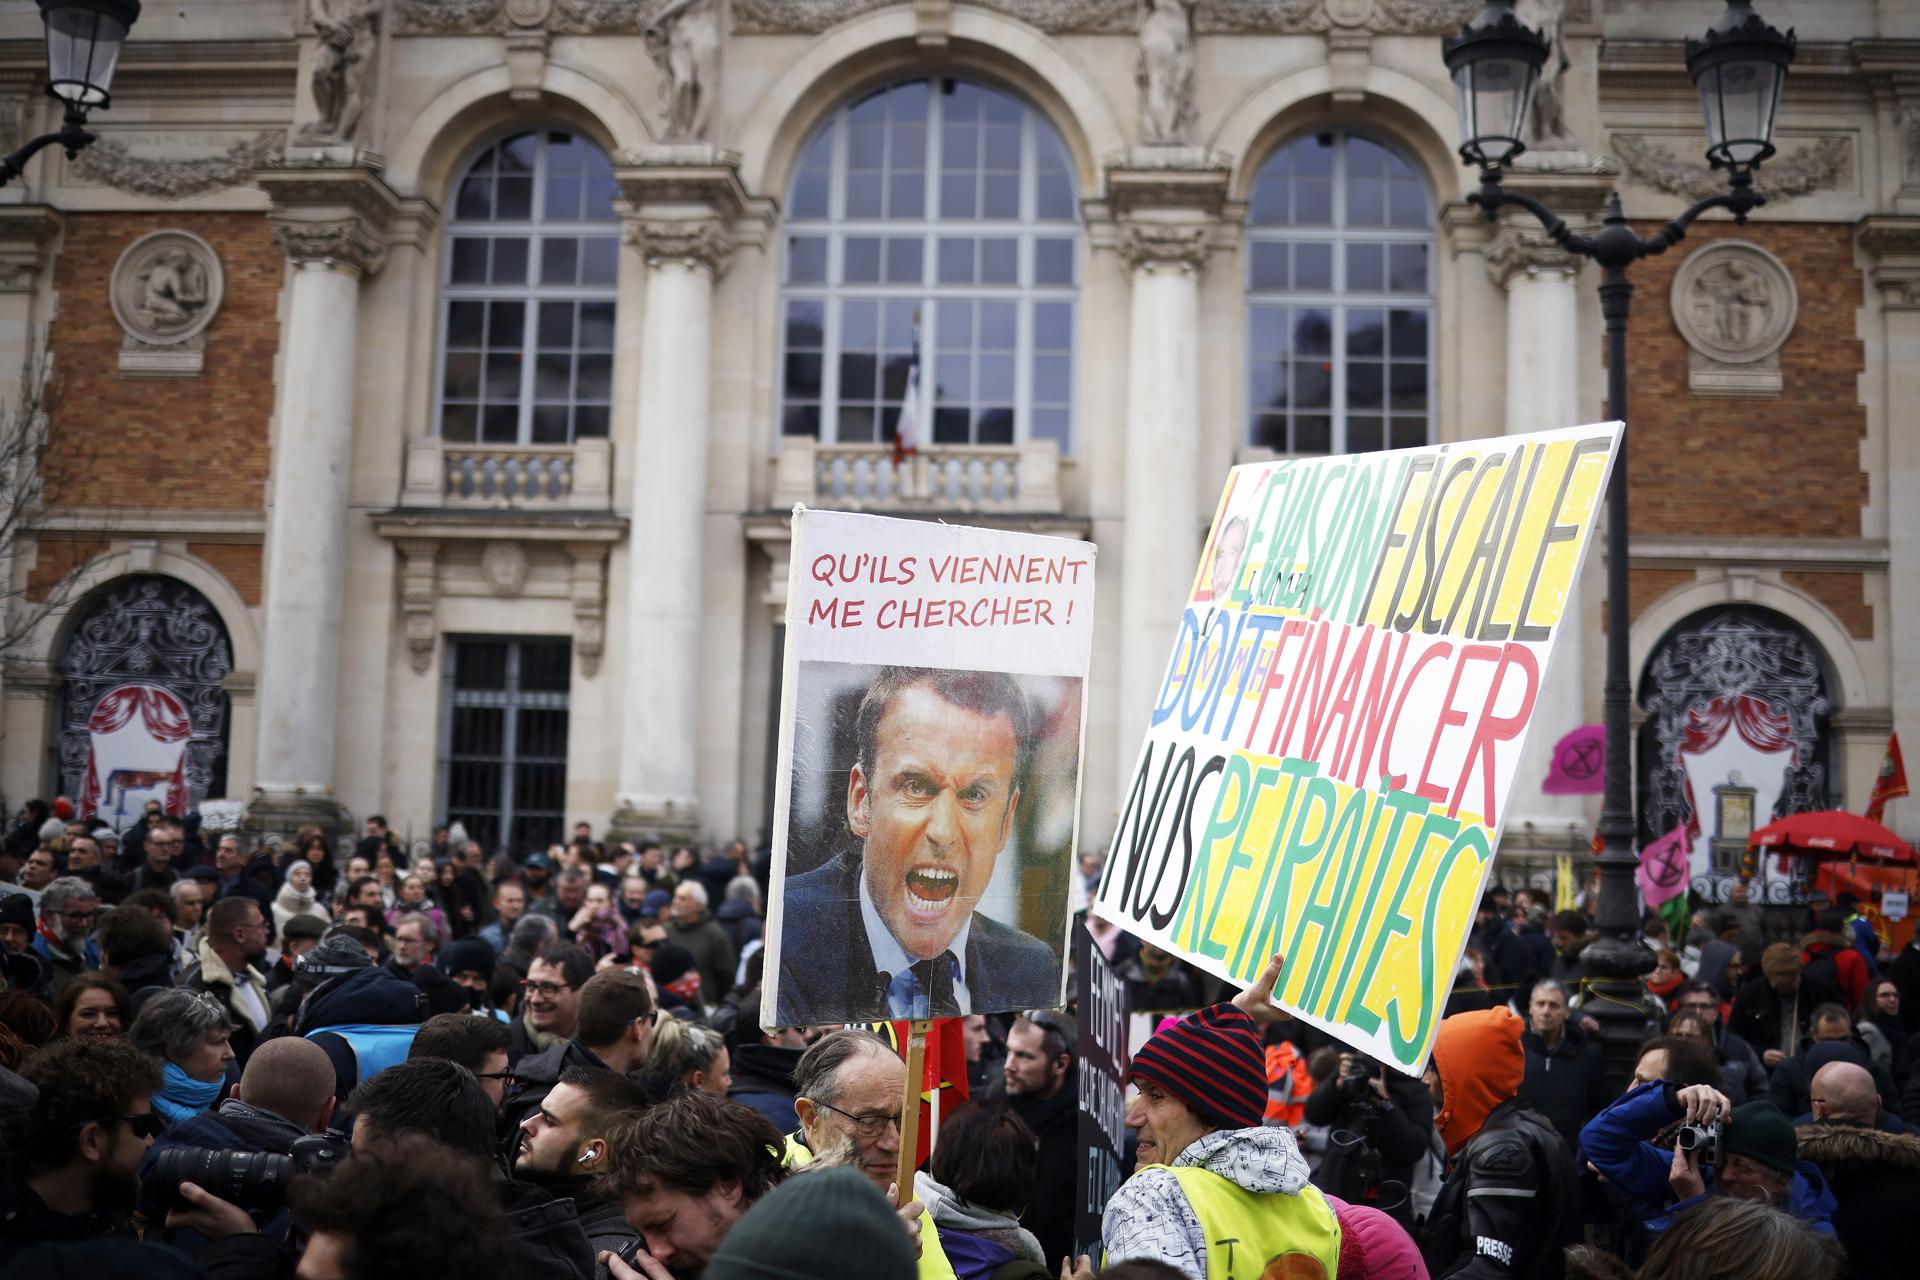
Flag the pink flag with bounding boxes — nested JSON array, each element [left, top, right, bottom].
[[1636, 824, 1692, 909], [1542, 724, 1605, 795]]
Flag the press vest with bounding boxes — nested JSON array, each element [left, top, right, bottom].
[[782, 1130, 956, 1280], [1133, 1164, 1341, 1280]]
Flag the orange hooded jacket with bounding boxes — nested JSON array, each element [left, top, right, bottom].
[[1430, 1005, 1526, 1156]]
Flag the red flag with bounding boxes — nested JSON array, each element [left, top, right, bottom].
[[1867, 733, 1909, 824], [863, 1018, 969, 1167]]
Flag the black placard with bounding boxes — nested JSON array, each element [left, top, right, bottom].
[[1074, 918, 1129, 1260]]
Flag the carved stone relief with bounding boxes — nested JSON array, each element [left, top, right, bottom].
[[72, 131, 283, 200], [1137, 0, 1196, 146], [394, 0, 649, 32], [726, 0, 1473, 34], [297, 0, 382, 148], [1611, 134, 1852, 205], [109, 230, 224, 378], [643, 0, 724, 141], [1669, 240, 1797, 398], [481, 541, 531, 595]]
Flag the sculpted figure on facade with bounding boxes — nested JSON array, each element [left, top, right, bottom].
[[644, 0, 724, 141], [298, 0, 382, 146], [1693, 259, 1771, 349], [1136, 0, 1196, 146], [1515, 0, 1572, 147], [137, 248, 210, 334]]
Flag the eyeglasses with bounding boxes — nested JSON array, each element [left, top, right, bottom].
[[72, 1113, 165, 1140], [476, 1071, 519, 1087], [519, 980, 573, 999], [56, 910, 97, 925], [814, 1100, 902, 1141]]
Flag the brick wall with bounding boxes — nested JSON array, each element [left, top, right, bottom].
[[25, 537, 106, 601], [185, 541, 263, 606], [1623, 221, 1867, 540], [44, 212, 280, 512], [1626, 567, 1696, 626], [1781, 569, 1871, 639]]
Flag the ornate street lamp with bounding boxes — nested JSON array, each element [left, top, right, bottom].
[[1441, 0, 1795, 1086], [0, 0, 142, 187]]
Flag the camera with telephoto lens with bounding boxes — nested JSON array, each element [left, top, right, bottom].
[[147, 1131, 350, 1211], [1675, 1120, 1722, 1168]]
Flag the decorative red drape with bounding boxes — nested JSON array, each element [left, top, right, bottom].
[[1677, 694, 1796, 840], [77, 683, 192, 822]]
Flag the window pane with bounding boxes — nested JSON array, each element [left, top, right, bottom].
[[576, 354, 612, 401], [1295, 416, 1331, 454], [531, 404, 569, 443], [1295, 243, 1333, 291], [1346, 243, 1384, 291], [1389, 308, 1428, 357], [451, 238, 488, 284], [1294, 308, 1332, 356], [538, 301, 574, 348], [485, 354, 522, 400], [1031, 407, 1069, 448], [496, 177, 533, 220], [492, 238, 529, 285], [840, 353, 877, 399], [840, 406, 876, 442], [844, 237, 882, 283], [541, 238, 579, 286], [1034, 302, 1071, 350], [1348, 308, 1384, 358], [444, 351, 482, 400], [785, 353, 823, 398], [1250, 243, 1288, 291], [980, 238, 1017, 284], [840, 299, 876, 349], [1033, 354, 1071, 403], [1347, 362, 1383, 409], [782, 404, 820, 436], [938, 238, 973, 284], [885, 238, 923, 283], [976, 407, 1014, 444], [786, 299, 825, 351], [442, 404, 477, 442], [580, 238, 618, 285], [1034, 238, 1074, 285], [574, 405, 609, 439], [788, 236, 828, 284], [457, 176, 492, 221], [448, 300, 486, 347], [579, 302, 616, 349], [1391, 363, 1428, 412], [488, 301, 525, 348]]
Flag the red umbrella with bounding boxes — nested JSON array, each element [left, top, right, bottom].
[[1748, 810, 1915, 864]]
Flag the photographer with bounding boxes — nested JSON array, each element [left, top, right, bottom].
[[1580, 1080, 1836, 1240], [1302, 1043, 1434, 1228], [140, 1037, 341, 1261]]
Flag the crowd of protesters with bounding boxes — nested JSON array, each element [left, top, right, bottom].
[[0, 798, 1885, 1280]]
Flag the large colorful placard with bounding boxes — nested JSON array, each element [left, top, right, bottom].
[[762, 507, 1098, 1028], [1094, 423, 1621, 1073]]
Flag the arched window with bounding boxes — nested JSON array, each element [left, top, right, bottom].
[[439, 129, 619, 445], [56, 576, 234, 827], [1245, 132, 1434, 455], [779, 79, 1079, 451]]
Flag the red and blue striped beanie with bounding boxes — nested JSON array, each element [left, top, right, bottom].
[[1128, 1003, 1267, 1131]]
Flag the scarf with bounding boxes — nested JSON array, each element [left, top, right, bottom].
[[153, 1060, 224, 1127]]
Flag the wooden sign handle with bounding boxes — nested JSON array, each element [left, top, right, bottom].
[[894, 1018, 930, 1207]]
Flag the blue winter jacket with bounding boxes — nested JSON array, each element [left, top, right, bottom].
[[1580, 1080, 1837, 1236]]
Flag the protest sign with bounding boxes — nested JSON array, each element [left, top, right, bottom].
[[1094, 423, 1621, 1073], [762, 507, 1098, 1028], [1074, 920, 1129, 1260]]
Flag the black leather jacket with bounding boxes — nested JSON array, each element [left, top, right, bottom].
[[1421, 1099, 1581, 1280]]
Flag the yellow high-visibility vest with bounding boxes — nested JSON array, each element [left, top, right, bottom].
[[1126, 1164, 1342, 1280]]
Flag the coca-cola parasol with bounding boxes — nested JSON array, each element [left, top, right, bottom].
[[1748, 810, 1915, 865]]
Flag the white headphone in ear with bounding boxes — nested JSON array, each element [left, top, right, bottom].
[[576, 1152, 594, 1165]]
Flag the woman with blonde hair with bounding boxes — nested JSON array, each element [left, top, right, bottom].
[[642, 1015, 729, 1097]]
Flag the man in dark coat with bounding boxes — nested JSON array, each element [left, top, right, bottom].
[[1003, 1010, 1078, 1268], [1517, 978, 1609, 1154], [1796, 1117, 1920, 1280]]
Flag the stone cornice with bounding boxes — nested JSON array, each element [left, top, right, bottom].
[[623, 216, 735, 274], [1856, 215, 1920, 309], [1104, 148, 1233, 222], [0, 205, 63, 293], [257, 165, 412, 276], [615, 147, 770, 276]]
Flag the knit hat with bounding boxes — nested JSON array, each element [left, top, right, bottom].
[[0, 892, 33, 932], [706, 1165, 915, 1280], [50, 798, 72, 821], [1127, 1003, 1267, 1131], [1723, 1101, 1798, 1176], [281, 913, 329, 941], [1326, 1196, 1429, 1280], [299, 933, 377, 977], [650, 942, 697, 988], [1431, 1006, 1526, 1156], [441, 937, 497, 982]]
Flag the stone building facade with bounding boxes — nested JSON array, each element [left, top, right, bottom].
[[0, 0, 1911, 880]]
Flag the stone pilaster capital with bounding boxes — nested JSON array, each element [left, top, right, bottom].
[[612, 144, 773, 279], [0, 205, 63, 293], [1485, 224, 1584, 288], [622, 215, 735, 276], [256, 164, 409, 277], [1856, 215, 1920, 310], [1116, 221, 1211, 273]]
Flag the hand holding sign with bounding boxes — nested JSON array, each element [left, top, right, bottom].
[[1231, 953, 1293, 1027]]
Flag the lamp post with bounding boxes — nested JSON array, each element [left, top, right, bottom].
[[0, 0, 141, 187], [1441, 0, 1795, 1084]]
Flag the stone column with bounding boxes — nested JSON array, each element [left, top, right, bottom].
[[249, 167, 400, 834], [1487, 220, 1589, 839], [1859, 216, 1920, 830], [1107, 157, 1228, 792], [609, 151, 747, 840]]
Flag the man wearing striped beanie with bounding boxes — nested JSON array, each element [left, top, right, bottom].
[[1097, 955, 1341, 1280]]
